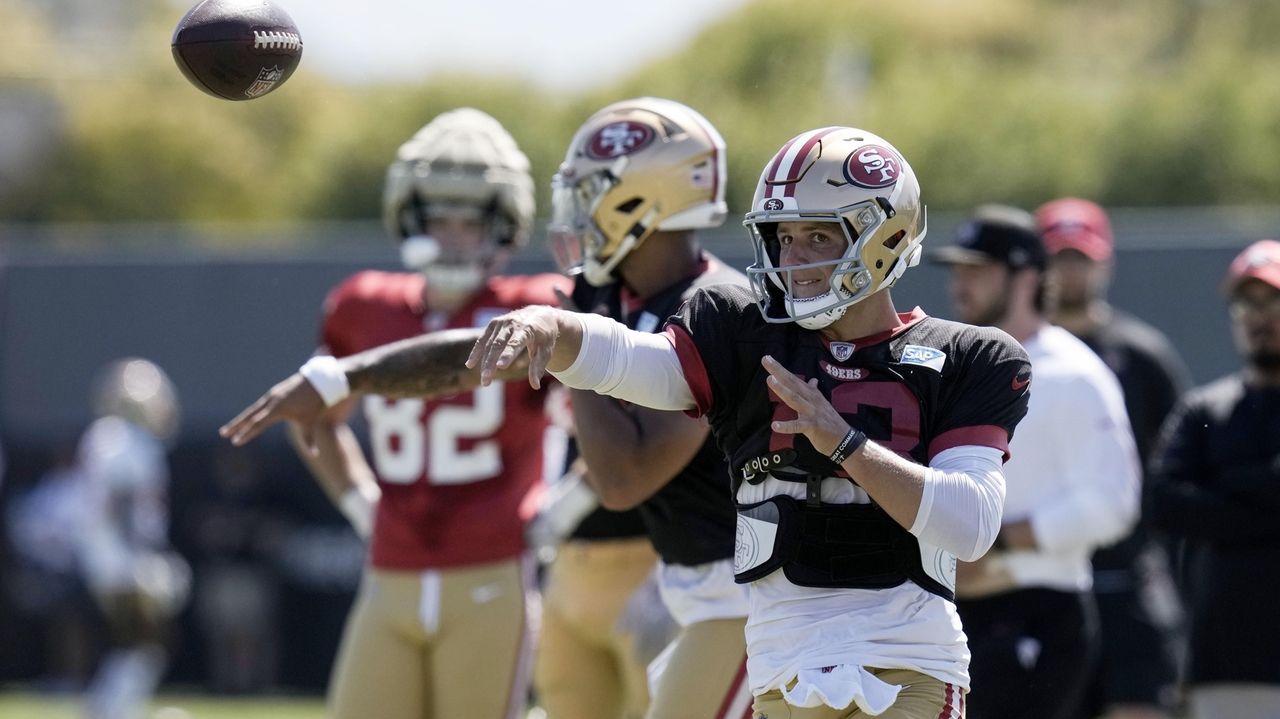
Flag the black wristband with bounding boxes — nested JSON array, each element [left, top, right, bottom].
[[829, 427, 868, 465]]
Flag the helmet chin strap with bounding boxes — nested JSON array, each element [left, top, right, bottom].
[[787, 291, 851, 330]]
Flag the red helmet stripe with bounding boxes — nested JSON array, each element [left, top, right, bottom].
[[782, 126, 841, 197], [764, 127, 842, 199]]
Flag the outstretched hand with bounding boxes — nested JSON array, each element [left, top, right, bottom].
[[219, 373, 327, 449], [762, 355, 851, 457], [466, 305, 572, 390]]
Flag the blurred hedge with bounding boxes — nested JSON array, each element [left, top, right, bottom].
[[3, 0, 1279, 233]]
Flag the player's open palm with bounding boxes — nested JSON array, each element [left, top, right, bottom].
[[220, 372, 326, 447]]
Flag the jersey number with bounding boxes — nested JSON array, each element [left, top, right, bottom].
[[770, 380, 920, 457], [363, 383, 506, 485]]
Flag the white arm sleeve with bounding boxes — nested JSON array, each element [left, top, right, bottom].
[[910, 445, 1007, 562], [550, 313, 696, 411]]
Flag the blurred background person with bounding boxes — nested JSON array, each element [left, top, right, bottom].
[[1037, 197, 1187, 719], [545, 97, 753, 719], [240, 107, 566, 719], [936, 206, 1141, 719], [1147, 239, 1280, 719], [76, 358, 189, 719]]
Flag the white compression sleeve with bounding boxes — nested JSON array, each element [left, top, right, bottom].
[[550, 313, 695, 411], [909, 445, 1007, 562]]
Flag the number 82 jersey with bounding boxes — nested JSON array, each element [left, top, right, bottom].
[[321, 270, 568, 569]]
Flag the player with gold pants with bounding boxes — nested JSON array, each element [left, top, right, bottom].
[[541, 98, 755, 719], [647, 615, 751, 719], [329, 559, 535, 719], [535, 536, 659, 719]]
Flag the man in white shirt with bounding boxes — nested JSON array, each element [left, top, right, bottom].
[[935, 205, 1141, 719]]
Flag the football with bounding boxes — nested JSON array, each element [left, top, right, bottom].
[[171, 0, 303, 101]]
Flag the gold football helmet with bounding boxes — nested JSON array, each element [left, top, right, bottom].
[[549, 97, 727, 286], [382, 108, 535, 293], [91, 358, 180, 441], [743, 127, 926, 329]]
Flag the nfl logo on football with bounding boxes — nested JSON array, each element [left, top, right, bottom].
[[245, 65, 284, 98]]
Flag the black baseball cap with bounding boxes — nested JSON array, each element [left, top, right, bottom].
[[932, 204, 1047, 270]]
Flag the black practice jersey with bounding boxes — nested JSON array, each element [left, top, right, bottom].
[[665, 285, 1032, 484], [1077, 309, 1191, 574], [574, 254, 747, 566], [1148, 374, 1280, 685]]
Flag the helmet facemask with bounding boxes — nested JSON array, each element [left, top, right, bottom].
[[395, 189, 509, 296], [548, 157, 663, 287], [747, 200, 901, 330]]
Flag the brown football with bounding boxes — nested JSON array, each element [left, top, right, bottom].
[[172, 0, 303, 101]]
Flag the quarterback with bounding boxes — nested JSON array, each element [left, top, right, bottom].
[[467, 127, 1032, 718]]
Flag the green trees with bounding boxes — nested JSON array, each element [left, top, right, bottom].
[[2, 0, 1278, 229]]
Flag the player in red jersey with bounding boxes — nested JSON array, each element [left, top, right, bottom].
[[223, 108, 566, 719]]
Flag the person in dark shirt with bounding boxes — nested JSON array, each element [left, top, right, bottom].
[[1148, 239, 1280, 719], [534, 97, 753, 719], [1036, 198, 1189, 719]]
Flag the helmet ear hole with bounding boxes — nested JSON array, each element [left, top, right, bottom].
[[615, 197, 643, 214], [882, 230, 906, 251]]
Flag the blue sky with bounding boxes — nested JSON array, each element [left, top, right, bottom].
[[284, 0, 749, 89]]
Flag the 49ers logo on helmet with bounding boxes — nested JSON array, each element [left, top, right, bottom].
[[585, 121, 656, 159], [843, 145, 901, 189]]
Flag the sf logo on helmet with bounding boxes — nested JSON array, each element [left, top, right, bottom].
[[586, 121, 655, 159], [843, 145, 901, 189]]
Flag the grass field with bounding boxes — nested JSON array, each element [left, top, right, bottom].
[[0, 693, 326, 719]]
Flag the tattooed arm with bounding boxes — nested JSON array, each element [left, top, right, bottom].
[[221, 328, 531, 447], [345, 329, 494, 398]]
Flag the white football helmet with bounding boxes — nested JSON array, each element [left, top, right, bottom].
[[744, 127, 926, 329], [382, 108, 535, 294], [91, 358, 180, 441], [549, 97, 727, 287]]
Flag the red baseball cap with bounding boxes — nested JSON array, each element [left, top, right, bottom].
[[1035, 198, 1113, 262], [1224, 239, 1280, 294]]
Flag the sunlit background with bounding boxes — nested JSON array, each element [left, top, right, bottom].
[[2, 0, 1279, 715]]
